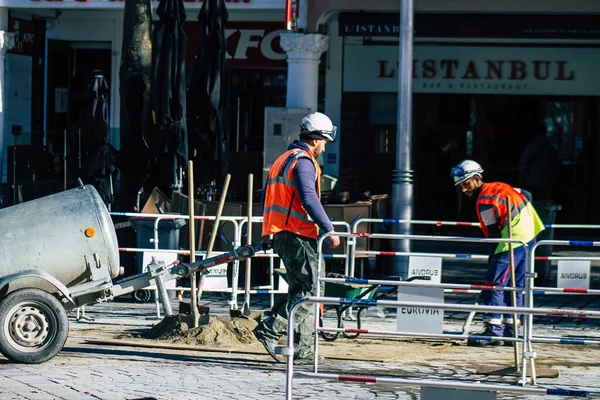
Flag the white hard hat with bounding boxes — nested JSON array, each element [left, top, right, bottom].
[[299, 112, 337, 142], [450, 160, 484, 186]]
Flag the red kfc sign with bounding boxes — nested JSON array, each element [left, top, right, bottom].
[[184, 21, 287, 69]]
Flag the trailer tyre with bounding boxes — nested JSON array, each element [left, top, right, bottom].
[[132, 289, 152, 303], [0, 288, 69, 364]]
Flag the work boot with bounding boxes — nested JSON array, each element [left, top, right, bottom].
[[503, 325, 523, 347], [293, 353, 325, 366], [467, 324, 504, 347], [253, 325, 283, 363]]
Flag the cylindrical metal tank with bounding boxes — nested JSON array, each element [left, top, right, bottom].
[[0, 185, 120, 288]]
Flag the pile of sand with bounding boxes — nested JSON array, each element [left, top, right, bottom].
[[141, 314, 259, 347]]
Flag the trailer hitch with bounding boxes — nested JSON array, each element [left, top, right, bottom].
[[170, 240, 273, 278]]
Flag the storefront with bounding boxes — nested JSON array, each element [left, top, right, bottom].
[[0, 0, 286, 202], [325, 12, 600, 223]]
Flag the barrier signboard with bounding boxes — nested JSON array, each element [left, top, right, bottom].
[[421, 387, 497, 400], [557, 260, 590, 289], [397, 256, 444, 333], [203, 263, 229, 291]]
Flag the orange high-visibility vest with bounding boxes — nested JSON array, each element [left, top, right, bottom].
[[476, 182, 545, 254], [262, 148, 321, 239]]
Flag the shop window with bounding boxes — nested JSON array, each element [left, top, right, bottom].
[[369, 93, 397, 125], [543, 101, 585, 161], [374, 127, 390, 154]]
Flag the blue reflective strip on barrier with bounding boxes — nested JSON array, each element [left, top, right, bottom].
[[468, 335, 501, 341], [547, 389, 589, 397], [256, 290, 269, 294], [379, 286, 394, 291], [569, 240, 594, 246], [559, 338, 586, 345], [533, 291, 546, 295], [323, 254, 334, 259], [339, 298, 377, 306], [545, 224, 552, 228], [383, 219, 400, 223], [344, 278, 369, 285], [456, 254, 472, 258]]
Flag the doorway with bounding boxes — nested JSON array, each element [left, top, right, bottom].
[[45, 40, 112, 186], [474, 96, 541, 185]]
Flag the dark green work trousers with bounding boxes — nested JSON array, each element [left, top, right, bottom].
[[257, 230, 325, 358]]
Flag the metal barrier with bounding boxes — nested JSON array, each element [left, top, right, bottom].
[[285, 296, 597, 399], [298, 231, 600, 395], [315, 232, 536, 379], [111, 212, 241, 310], [349, 217, 600, 277], [236, 217, 351, 308], [112, 212, 352, 311], [525, 239, 600, 349], [349, 218, 481, 278]]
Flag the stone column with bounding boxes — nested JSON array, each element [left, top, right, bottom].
[[279, 32, 328, 111], [0, 29, 15, 184]]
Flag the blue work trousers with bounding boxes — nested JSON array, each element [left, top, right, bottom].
[[482, 239, 535, 332]]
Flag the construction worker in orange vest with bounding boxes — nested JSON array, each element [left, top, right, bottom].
[[451, 160, 545, 346], [254, 112, 340, 364]]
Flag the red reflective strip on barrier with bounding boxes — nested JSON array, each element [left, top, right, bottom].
[[535, 256, 549, 261], [338, 375, 377, 383], [457, 222, 476, 226], [471, 285, 495, 290], [379, 251, 397, 256], [548, 310, 588, 318], [449, 289, 469, 293], [436, 221, 442, 226], [352, 232, 372, 237], [345, 328, 368, 333], [563, 288, 588, 293]]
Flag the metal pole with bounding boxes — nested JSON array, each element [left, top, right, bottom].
[[243, 174, 253, 313], [189, 160, 199, 327], [63, 129, 67, 191], [506, 196, 520, 371], [12, 143, 16, 205], [391, 0, 414, 278], [235, 96, 241, 152], [78, 128, 82, 171]]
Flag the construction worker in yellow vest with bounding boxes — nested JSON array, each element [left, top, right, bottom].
[[451, 160, 545, 346]]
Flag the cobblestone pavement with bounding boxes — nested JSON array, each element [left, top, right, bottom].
[[1, 289, 599, 400]]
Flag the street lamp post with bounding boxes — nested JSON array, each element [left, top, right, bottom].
[[391, 0, 414, 278]]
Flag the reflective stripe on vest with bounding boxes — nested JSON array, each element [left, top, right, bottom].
[[262, 148, 321, 239], [476, 182, 545, 254]]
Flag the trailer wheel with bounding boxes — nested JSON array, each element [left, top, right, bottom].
[[0, 288, 69, 364], [132, 289, 152, 303]]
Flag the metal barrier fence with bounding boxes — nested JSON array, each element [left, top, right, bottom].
[[280, 231, 600, 398], [285, 297, 596, 399], [111, 212, 241, 312], [318, 232, 535, 377], [525, 239, 600, 351], [237, 216, 351, 308], [111, 212, 351, 311], [349, 218, 600, 277], [349, 218, 481, 278]]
